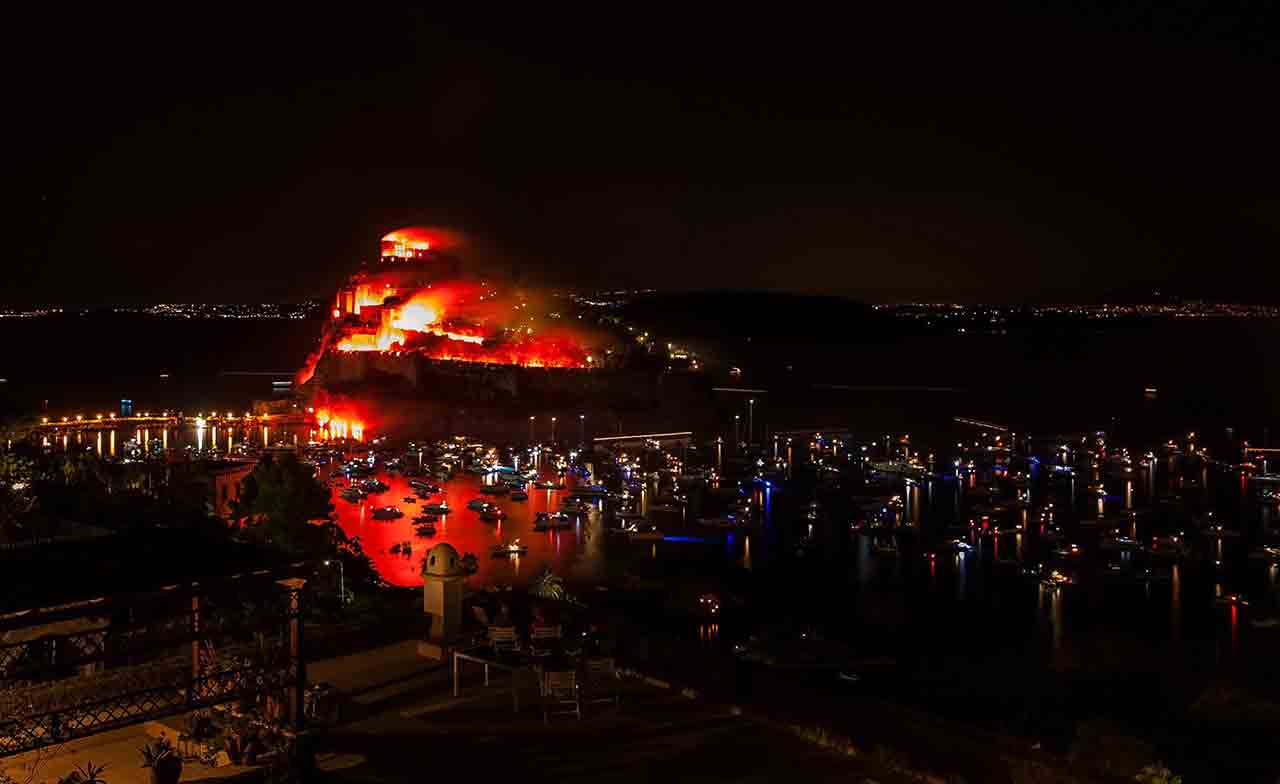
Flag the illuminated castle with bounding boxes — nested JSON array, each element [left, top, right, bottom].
[[380, 227, 434, 260], [310, 227, 592, 371], [332, 227, 464, 321], [296, 227, 670, 417]]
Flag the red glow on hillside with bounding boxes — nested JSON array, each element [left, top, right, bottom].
[[399, 329, 590, 368], [330, 279, 593, 369], [301, 229, 602, 380]]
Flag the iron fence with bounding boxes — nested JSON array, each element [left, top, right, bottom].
[[0, 576, 306, 757]]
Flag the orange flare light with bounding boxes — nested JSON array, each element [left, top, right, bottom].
[[312, 406, 365, 442], [391, 299, 440, 331]]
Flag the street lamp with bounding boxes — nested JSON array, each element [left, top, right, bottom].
[[529, 416, 535, 444], [734, 415, 740, 449], [324, 559, 346, 605], [579, 414, 586, 445], [748, 399, 755, 446], [551, 416, 558, 444]]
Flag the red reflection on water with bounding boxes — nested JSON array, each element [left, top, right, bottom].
[[327, 467, 603, 587], [1230, 603, 1239, 656]]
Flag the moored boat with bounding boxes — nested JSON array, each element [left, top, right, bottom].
[[626, 524, 664, 541], [492, 539, 528, 556]]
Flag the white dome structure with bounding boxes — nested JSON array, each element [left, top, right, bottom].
[[423, 543, 463, 577]]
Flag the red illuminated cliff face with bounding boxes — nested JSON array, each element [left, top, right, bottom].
[[332, 280, 592, 368], [296, 228, 595, 386], [331, 280, 593, 368]]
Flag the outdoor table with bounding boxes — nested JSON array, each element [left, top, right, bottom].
[[452, 649, 537, 712]]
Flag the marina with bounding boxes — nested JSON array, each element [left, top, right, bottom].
[[14, 8, 1280, 780]]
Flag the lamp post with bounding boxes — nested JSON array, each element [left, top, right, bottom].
[[579, 414, 586, 445], [748, 398, 755, 447], [733, 415, 740, 450], [529, 416, 535, 444], [324, 559, 345, 605], [551, 416, 558, 445]]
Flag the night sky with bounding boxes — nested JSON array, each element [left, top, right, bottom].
[[8, 4, 1280, 305]]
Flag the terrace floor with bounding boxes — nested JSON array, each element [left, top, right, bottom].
[[1, 640, 906, 784]]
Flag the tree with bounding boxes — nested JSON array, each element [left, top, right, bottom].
[[0, 453, 36, 530], [1135, 764, 1182, 784], [530, 568, 566, 601], [236, 454, 335, 558]]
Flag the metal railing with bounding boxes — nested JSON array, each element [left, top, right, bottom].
[[0, 576, 306, 757]]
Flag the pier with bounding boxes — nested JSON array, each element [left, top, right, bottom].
[[14, 411, 311, 442]]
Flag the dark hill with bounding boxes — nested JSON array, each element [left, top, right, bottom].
[[617, 290, 882, 345]]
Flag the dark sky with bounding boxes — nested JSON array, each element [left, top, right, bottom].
[[7, 4, 1280, 305]]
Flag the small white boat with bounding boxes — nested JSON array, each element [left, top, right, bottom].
[[492, 539, 528, 556], [626, 524, 664, 542], [697, 516, 743, 529], [1249, 545, 1280, 562], [1041, 570, 1072, 589], [422, 503, 451, 514], [534, 511, 574, 530], [1099, 536, 1140, 551]]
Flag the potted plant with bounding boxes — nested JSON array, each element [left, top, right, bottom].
[[264, 691, 287, 725], [140, 737, 182, 784], [58, 762, 108, 784], [223, 730, 245, 765]]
